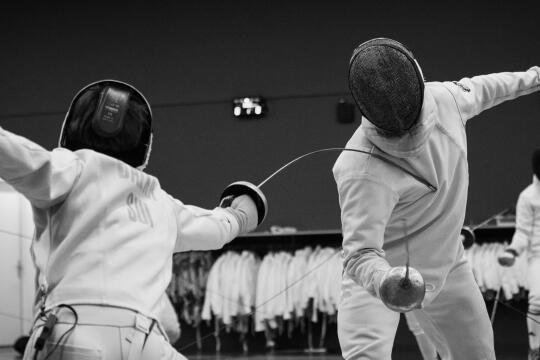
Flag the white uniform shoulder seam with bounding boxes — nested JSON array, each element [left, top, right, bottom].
[[438, 82, 466, 127]]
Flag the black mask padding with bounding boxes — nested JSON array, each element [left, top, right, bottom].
[[91, 86, 130, 138]]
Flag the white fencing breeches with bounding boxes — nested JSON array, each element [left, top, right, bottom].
[[338, 260, 495, 360], [23, 305, 187, 360]]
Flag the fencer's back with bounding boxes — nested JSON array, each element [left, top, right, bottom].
[[31, 150, 177, 319]]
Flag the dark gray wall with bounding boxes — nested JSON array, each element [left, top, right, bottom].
[[1, 1, 539, 229]]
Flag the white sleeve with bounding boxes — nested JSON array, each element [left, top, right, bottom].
[[334, 172, 398, 298], [0, 126, 82, 208], [172, 199, 241, 252], [442, 66, 540, 125]]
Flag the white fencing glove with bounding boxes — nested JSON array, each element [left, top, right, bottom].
[[220, 181, 268, 233], [497, 249, 518, 267]]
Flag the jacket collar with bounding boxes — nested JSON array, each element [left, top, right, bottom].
[[360, 87, 436, 158]]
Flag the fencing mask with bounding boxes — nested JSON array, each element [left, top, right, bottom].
[[348, 38, 425, 137], [59, 80, 153, 169]]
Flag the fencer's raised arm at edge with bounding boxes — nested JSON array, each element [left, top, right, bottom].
[[0, 126, 82, 209], [442, 66, 540, 124], [172, 194, 259, 252]]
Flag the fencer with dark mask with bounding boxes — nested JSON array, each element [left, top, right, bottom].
[[0, 80, 267, 360], [333, 38, 540, 359], [498, 149, 540, 360]]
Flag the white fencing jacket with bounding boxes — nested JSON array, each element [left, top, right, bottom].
[[333, 67, 540, 304], [0, 127, 247, 321], [509, 176, 540, 257]]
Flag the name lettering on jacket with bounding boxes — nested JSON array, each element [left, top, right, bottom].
[[117, 162, 157, 227], [117, 163, 157, 200]]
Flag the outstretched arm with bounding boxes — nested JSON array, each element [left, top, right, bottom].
[[443, 66, 540, 124], [0, 126, 81, 208], [335, 172, 398, 298], [172, 194, 257, 252]]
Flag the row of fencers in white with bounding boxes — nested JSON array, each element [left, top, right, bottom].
[[196, 242, 527, 332], [464, 242, 528, 300]]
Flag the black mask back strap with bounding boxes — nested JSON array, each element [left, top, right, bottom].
[[91, 86, 131, 138]]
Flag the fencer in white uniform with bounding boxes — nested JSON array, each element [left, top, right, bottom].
[[498, 150, 540, 360], [1, 80, 267, 360], [333, 38, 540, 359]]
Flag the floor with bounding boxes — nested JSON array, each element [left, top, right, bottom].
[[0, 347, 530, 360]]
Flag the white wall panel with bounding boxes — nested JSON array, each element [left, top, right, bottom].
[[0, 182, 36, 345]]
